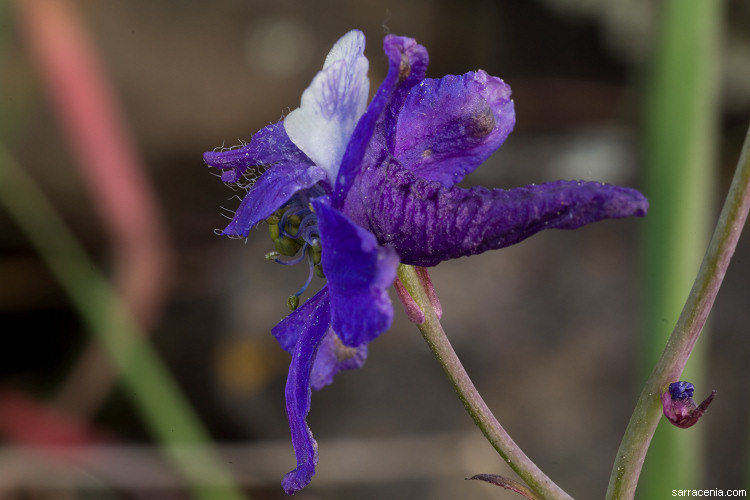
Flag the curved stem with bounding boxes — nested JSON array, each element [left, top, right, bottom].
[[397, 265, 572, 500], [17, 0, 173, 420], [606, 124, 750, 499]]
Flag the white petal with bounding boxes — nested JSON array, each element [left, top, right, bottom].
[[284, 30, 369, 183]]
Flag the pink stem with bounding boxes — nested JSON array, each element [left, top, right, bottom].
[[17, 0, 173, 417]]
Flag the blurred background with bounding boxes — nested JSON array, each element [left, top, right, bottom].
[[1, 0, 749, 499]]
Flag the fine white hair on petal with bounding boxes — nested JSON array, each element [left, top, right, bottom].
[[284, 30, 370, 184]]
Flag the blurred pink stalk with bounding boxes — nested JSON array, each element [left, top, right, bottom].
[[0, 390, 110, 447], [17, 0, 173, 417]]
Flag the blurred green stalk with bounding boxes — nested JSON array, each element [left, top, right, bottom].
[[640, 0, 721, 495], [0, 145, 245, 499]]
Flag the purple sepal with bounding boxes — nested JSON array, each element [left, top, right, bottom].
[[313, 199, 399, 347], [661, 381, 716, 429], [393, 71, 515, 187], [333, 34, 428, 207], [271, 287, 331, 495], [345, 164, 649, 266], [311, 329, 368, 390], [271, 287, 330, 353], [220, 162, 326, 237], [203, 122, 313, 183]]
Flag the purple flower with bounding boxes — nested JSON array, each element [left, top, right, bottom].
[[204, 30, 648, 494], [661, 381, 716, 429]]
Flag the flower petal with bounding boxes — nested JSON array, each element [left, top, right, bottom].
[[344, 162, 649, 266], [271, 286, 330, 352], [313, 199, 399, 347], [393, 71, 515, 187], [284, 30, 369, 183], [203, 121, 312, 183], [220, 162, 326, 236], [310, 328, 368, 391], [270, 287, 331, 495], [333, 34, 429, 206]]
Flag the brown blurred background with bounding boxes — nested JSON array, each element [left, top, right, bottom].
[[1, 0, 750, 499]]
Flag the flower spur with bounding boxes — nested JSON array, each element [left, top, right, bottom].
[[204, 30, 648, 494]]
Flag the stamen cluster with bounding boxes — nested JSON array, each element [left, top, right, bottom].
[[265, 192, 324, 310]]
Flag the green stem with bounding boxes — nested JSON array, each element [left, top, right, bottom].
[[0, 144, 246, 500], [397, 265, 572, 500], [606, 124, 750, 499], [637, 0, 721, 493]]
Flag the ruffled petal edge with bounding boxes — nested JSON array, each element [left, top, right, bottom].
[[204, 121, 311, 183], [271, 287, 331, 495], [393, 70, 515, 187], [220, 162, 326, 237]]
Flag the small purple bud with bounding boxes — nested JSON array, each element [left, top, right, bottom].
[[661, 381, 716, 429], [668, 381, 695, 399]]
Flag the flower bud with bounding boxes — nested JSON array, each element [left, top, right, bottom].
[[661, 381, 716, 429], [287, 295, 300, 311]]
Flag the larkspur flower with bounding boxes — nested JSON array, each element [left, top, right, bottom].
[[204, 30, 648, 494]]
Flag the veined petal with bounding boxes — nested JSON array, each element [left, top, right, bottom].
[[393, 70, 515, 187], [313, 199, 399, 347], [204, 121, 312, 183], [344, 162, 649, 266], [284, 30, 369, 183], [333, 34, 429, 206], [311, 328, 368, 391], [270, 287, 331, 495], [221, 162, 326, 237]]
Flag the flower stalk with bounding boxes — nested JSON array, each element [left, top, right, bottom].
[[397, 264, 573, 500], [606, 123, 750, 499]]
